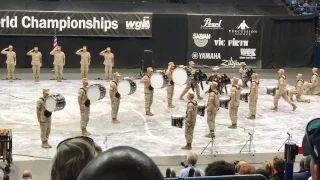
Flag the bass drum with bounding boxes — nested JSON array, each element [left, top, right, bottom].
[[87, 84, 106, 101], [118, 79, 137, 95], [45, 93, 66, 112], [172, 67, 190, 85], [150, 73, 169, 89]]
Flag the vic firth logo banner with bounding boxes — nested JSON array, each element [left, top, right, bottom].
[[187, 15, 262, 67], [0, 11, 153, 37]]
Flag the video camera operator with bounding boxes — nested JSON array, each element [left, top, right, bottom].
[[179, 152, 205, 178]]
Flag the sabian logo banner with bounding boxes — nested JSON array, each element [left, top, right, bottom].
[[240, 48, 256, 59], [191, 52, 221, 60], [200, 18, 223, 30], [126, 16, 150, 30], [229, 20, 258, 36], [192, 33, 211, 47], [221, 57, 244, 68]]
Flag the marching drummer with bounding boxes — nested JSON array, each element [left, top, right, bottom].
[[78, 78, 91, 136], [166, 62, 175, 108], [27, 47, 42, 82], [247, 73, 260, 120], [180, 61, 203, 100], [36, 89, 52, 148], [288, 73, 310, 103], [76, 46, 91, 78], [271, 69, 297, 111], [205, 82, 219, 138], [50, 46, 65, 82], [205, 66, 221, 94], [229, 77, 242, 129], [182, 92, 198, 150], [239, 62, 247, 87], [110, 72, 121, 124], [100, 47, 114, 82], [140, 67, 154, 116], [1, 45, 16, 82]]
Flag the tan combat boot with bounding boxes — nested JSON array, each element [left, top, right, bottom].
[[168, 104, 175, 108], [228, 124, 237, 129], [9, 78, 13, 82], [247, 115, 255, 120], [179, 96, 184, 100], [46, 141, 52, 148], [146, 111, 154, 116], [181, 143, 192, 150], [271, 106, 278, 111], [106, 77, 110, 82], [112, 118, 120, 124], [42, 141, 50, 148], [82, 128, 91, 136], [197, 96, 203, 100], [292, 104, 297, 111], [204, 130, 215, 138]]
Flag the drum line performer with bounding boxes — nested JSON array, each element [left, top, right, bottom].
[[205, 66, 221, 94], [229, 77, 242, 129], [109, 72, 121, 124], [1, 45, 16, 82], [99, 47, 114, 82], [182, 92, 198, 150], [180, 61, 203, 100], [36, 89, 52, 148], [271, 69, 297, 111], [205, 82, 219, 138], [76, 46, 91, 78], [140, 67, 154, 116], [166, 62, 175, 108], [27, 47, 42, 82], [50, 46, 65, 82], [239, 62, 247, 87], [247, 73, 260, 120], [78, 78, 91, 136], [288, 73, 310, 103], [306, 67, 320, 95]]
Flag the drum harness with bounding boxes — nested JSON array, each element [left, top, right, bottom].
[[167, 70, 174, 85], [277, 76, 286, 90], [112, 81, 121, 98], [296, 79, 304, 90], [207, 90, 219, 111], [185, 100, 198, 119], [39, 97, 52, 117], [80, 88, 91, 107]]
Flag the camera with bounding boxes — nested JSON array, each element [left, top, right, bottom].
[[181, 161, 188, 168]]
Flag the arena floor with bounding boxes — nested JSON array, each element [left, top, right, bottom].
[[0, 68, 319, 159]]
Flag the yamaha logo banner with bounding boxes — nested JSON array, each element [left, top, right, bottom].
[[187, 15, 262, 67], [0, 11, 153, 37]]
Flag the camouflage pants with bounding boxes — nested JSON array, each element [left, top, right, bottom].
[[185, 119, 196, 144], [105, 65, 112, 79], [249, 96, 258, 115], [32, 65, 40, 79], [229, 106, 239, 125], [80, 107, 90, 129], [274, 91, 294, 107], [181, 83, 200, 97], [308, 86, 320, 95], [111, 98, 120, 119], [54, 65, 64, 79], [145, 93, 153, 112], [81, 65, 89, 78], [7, 63, 15, 80], [289, 90, 310, 102], [207, 109, 218, 131], [167, 85, 174, 104], [39, 119, 51, 142]]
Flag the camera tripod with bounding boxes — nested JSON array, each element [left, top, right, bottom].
[[201, 133, 218, 156], [240, 132, 255, 156], [278, 132, 292, 151]]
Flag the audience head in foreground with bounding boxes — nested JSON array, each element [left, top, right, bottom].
[[263, 160, 274, 179], [238, 163, 256, 175], [23, 170, 32, 179], [51, 136, 100, 180], [272, 155, 285, 179], [77, 146, 163, 180], [205, 160, 236, 176], [255, 168, 269, 180]]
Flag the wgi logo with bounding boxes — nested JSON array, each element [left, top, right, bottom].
[[126, 16, 150, 30], [240, 48, 256, 60], [201, 19, 223, 29], [192, 52, 221, 60], [229, 20, 258, 36], [193, 33, 211, 47], [221, 57, 244, 68]]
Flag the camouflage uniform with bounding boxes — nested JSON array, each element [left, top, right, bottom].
[[110, 80, 121, 120], [180, 68, 202, 99], [273, 75, 296, 109], [185, 100, 198, 144], [308, 73, 319, 95], [37, 97, 51, 143], [229, 85, 241, 125], [249, 80, 259, 116], [102, 52, 114, 80], [50, 50, 65, 81], [29, 51, 42, 81], [207, 90, 219, 132], [289, 79, 310, 103], [78, 87, 90, 129], [205, 74, 221, 93], [166, 69, 174, 107], [76, 51, 90, 78], [3, 51, 16, 81], [142, 75, 154, 113]]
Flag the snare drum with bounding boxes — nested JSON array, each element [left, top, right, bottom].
[[266, 86, 277, 96], [240, 91, 250, 103], [150, 73, 169, 89], [219, 97, 230, 109], [172, 67, 189, 85], [171, 115, 185, 128], [87, 84, 106, 101], [118, 79, 137, 95], [45, 93, 66, 112], [197, 104, 206, 117]]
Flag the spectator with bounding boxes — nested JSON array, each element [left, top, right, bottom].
[[0, 167, 9, 180], [51, 136, 100, 180], [22, 170, 32, 179], [293, 155, 311, 180], [299, 158, 306, 172], [165, 168, 176, 178], [272, 156, 285, 180], [256, 168, 270, 180], [205, 160, 236, 176], [263, 160, 274, 180], [301, 0, 313, 14], [238, 163, 256, 175], [179, 152, 205, 177], [187, 168, 202, 177], [237, 160, 248, 173]]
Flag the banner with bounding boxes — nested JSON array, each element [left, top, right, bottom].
[[0, 11, 152, 37], [187, 15, 263, 68]]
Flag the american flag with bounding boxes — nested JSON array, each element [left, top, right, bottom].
[[53, 28, 58, 49]]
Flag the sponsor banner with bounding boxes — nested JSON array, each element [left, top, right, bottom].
[[0, 11, 152, 37], [187, 15, 262, 67]]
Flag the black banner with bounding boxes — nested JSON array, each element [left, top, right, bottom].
[[0, 11, 152, 37], [187, 15, 263, 68]]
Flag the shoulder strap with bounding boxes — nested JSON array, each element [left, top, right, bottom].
[[40, 97, 44, 102], [80, 88, 86, 94], [112, 81, 118, 85], [232, 85, 241, 90], [279, 75, 286, 80], [146, 75, 150, 79], [297, 79, 304, 83], [313, 74, 319, 77]]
